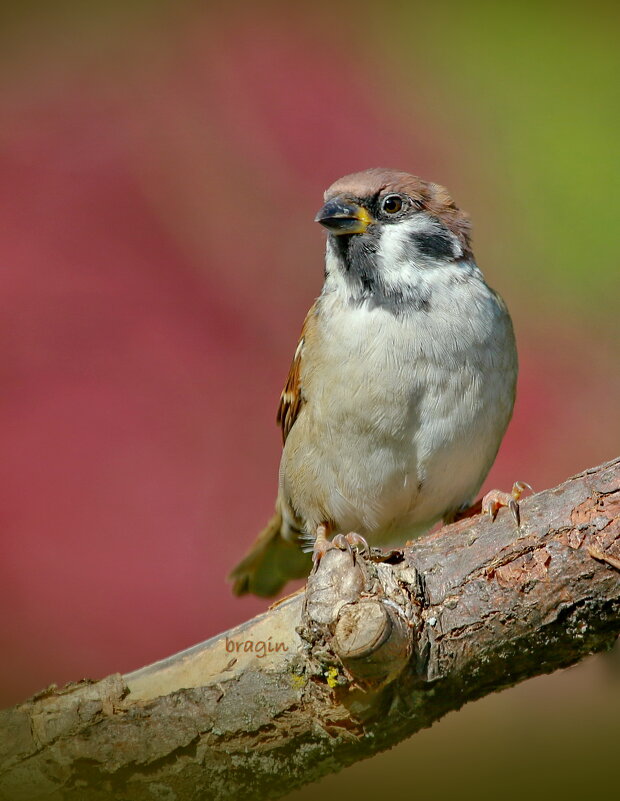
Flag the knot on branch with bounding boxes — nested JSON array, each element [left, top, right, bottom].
[[298, 546, 421, 689]]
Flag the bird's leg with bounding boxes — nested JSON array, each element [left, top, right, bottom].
[[481, 481, 533, 527], [312, 523, 369, 564], [312, 522, 332, 564]]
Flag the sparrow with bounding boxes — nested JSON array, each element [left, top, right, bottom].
[[229, 168, 519, 597]]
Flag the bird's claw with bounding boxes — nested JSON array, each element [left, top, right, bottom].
[[331, 533, 350, 551], [312, 527, 369, 564], [482, 481, 533, 527], [342, 532, 370, 554], [508, 497, 520, 526]]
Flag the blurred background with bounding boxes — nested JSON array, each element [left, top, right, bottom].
[[1, 1, 619, 798]]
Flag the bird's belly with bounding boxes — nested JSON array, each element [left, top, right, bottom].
[[281, 357, 511, 545], [279, 293, 516, 546], [406, 366, 509, 532]]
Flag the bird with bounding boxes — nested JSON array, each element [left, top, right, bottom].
[[229, 167, 520, 597]]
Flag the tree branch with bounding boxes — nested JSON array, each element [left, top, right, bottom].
[[1, 458, 619, 801]]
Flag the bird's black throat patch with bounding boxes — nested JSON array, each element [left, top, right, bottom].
[[331, 232, 379, 295]]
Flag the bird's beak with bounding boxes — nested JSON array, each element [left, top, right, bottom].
[[314, 197, 373, 235]]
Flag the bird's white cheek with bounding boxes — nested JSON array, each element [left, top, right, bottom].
[[378, 215, 461, 285], [377, 223, 416, 288]]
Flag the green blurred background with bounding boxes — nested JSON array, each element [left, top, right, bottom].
[[1, 1, 618, 799]]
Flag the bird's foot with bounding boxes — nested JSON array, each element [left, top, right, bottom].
[[312, 525, 369, 564], [335, 532, 370, 554], [481, 481, 533, 527]]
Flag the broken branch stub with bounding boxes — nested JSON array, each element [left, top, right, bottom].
[[301, 546, 418, 687]]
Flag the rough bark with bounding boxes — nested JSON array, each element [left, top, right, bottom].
[[1, 458, 619, 801]]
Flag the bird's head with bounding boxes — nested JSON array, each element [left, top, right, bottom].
[[315, 168, 474, 308]]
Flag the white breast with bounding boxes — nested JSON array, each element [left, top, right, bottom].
[[279, 262, 517, 546]]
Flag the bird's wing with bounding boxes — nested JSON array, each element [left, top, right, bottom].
[[276, 302, 318, 444]]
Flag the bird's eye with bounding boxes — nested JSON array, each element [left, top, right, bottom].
[[381, 194, 404, 214]]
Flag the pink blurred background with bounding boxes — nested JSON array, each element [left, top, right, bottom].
[[1, 3, 619, 799]]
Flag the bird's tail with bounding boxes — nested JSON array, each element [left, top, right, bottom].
[[228, 509, 312, 597]]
